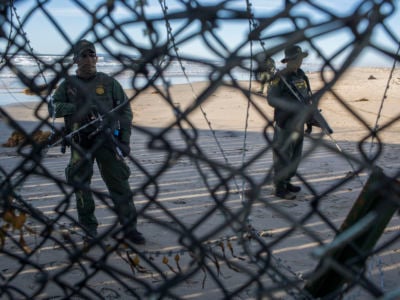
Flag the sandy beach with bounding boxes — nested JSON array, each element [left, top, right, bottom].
[[0, 67, 399, 299]]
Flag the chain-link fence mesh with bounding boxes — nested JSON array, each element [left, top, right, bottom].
[[1, 0, 400, 299]]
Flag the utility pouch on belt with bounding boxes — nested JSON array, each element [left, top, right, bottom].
[[112, 119, 121, 139]]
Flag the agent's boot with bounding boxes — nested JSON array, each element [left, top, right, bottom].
[[286, 183, 301, 193], [275, 185, 296, 200], [126, 229, 146, 245], [82, 225, 98, 243]]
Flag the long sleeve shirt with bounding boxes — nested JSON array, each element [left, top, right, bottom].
[[52, 72, 133, 144], [267, 68, 310, 129]]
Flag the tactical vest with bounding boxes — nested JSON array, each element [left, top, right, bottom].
[[65, 72, 120, 111], [281, 68, 311, 100], [271, 68, 311, 128], [65, 72, 120, 126], [64, 72, 120, 134]]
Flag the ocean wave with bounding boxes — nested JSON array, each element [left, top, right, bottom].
[[1, 53, 320, 85]]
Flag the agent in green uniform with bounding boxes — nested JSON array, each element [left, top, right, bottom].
[[267, 45, 310, 200], [51, 40, 145, 244]]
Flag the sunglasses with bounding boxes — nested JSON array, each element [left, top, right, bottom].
[[79, 52, 96, 58]]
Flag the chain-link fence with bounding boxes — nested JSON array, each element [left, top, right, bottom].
[[1, 0, 400, 299]]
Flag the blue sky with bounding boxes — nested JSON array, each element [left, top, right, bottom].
[[2, 0, 399, 67]]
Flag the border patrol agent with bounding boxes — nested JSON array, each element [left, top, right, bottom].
[[267, 45, 310, 200], [51, 40, 145, 244]]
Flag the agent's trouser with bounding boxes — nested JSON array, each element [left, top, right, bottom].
[[272, 124, 304, 188], [66, 145, 136, 234]]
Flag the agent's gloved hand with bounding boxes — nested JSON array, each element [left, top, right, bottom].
[[118, 141, 131, 157]]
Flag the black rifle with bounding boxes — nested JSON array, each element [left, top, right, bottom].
[[278, 74, 333, 135]]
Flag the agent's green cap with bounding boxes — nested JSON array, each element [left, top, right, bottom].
[[281, 45, 308, 63], [73, 39, 96, 61]]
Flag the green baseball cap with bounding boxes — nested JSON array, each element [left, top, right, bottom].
[[73, 39, 96, 61], [281, 45, 308, 63]]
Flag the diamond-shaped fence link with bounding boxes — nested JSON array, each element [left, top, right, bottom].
[[0, 0, 400, 299]]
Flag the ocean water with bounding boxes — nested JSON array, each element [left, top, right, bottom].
[[0, 54, 318, 106], [0, 54, 251, 106]]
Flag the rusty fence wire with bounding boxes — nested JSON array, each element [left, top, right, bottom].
[[1, 0, 400, 299]]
